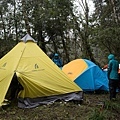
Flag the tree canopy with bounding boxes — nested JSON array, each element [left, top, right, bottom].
[[0, 0, 120, 66]]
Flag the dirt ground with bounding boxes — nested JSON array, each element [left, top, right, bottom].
[[0, 92, 120, 120]]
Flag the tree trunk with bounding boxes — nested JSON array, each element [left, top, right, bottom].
[[0, 11, 7, 41], [22, 0, 31, 34], [110, 0, 118, 24], [14, 0, 18, 44], [77, 0, 96, 63], [62, 38, 70, 63], [37, 30, 46, 53]]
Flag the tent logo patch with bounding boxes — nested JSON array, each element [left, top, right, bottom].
[[2, 63, 7, 67], [35, 64, 39, 69]]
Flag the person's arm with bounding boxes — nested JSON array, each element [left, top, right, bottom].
[[59, 59, 63, 67], [108, 61, 112, 79], [117, 62, 119, 72]]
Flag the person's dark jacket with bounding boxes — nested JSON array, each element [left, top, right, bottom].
[[52, 53, 63, 67]]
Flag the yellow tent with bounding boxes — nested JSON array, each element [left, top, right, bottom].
[[0, 34, 83, 108]]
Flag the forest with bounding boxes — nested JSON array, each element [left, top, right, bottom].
[[0, 0, 120, 66], [0, 1, 120, 120]]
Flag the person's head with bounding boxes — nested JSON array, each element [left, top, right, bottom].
[[54, 53, 59, 59], [108, 54, 115, 60]]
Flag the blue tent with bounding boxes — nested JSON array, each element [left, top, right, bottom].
[[62, 59, 109, 92]]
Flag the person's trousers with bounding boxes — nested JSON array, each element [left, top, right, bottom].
[[109, 79, 119, 100]]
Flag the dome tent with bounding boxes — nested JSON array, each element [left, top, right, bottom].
[[62, 59, 109, 92]]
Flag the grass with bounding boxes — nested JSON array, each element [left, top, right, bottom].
[[0, 92, 120, 120]]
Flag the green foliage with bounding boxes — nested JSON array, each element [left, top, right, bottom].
[[0, 0, 120, 63], [1, 93, 120, 120], [89, 108, 106, 120], [104, 100, 120, 111], [91, 0, 120, 63]]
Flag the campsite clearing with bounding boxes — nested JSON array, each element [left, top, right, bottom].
[[1, 92, 120, 120]]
